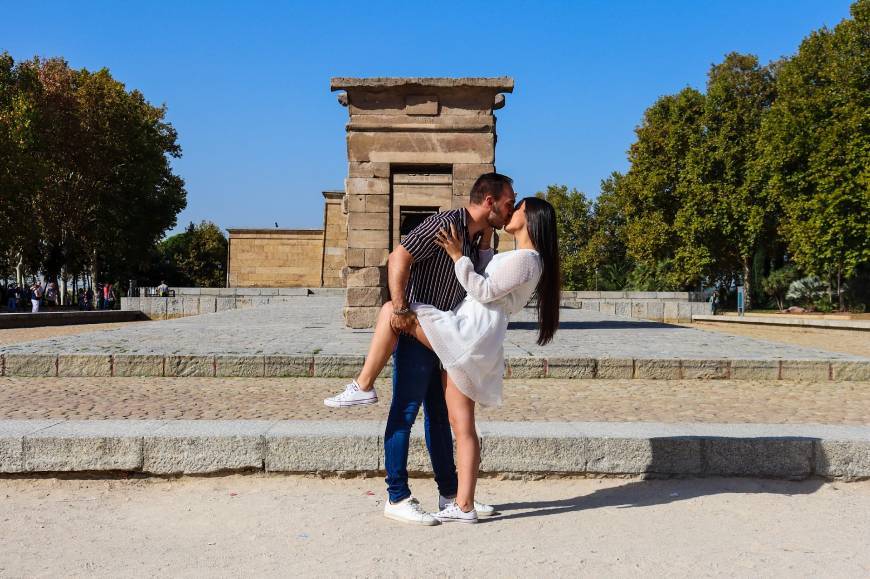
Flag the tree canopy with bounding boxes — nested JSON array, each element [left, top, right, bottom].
[[0, 54, 186, 288], [542, 0, 868, 310]]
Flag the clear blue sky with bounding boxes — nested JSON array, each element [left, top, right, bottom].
[[2, 0, 855, 235]]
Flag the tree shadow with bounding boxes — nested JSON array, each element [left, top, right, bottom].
[[485, 476, 827, 523]]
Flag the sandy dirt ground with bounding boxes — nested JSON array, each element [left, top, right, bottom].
[[686, 322, 869, 357], [0, 321, 149, 346], [0, 475, 868, 577]]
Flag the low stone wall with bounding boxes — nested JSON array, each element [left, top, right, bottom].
[[123, 288, 344, 320], [0, 310, 144, 329], [3, 352, 867, 381], [127, 289, 709, 322], [560, 291, 709, 323]]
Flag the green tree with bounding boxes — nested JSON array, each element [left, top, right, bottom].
[[157, 221, 228, 287], [677, 53, 778, 308], [618, 87, 706, 289], [0, 54, 186, 294], [536, 185, 596, 290], [757, 0, 870, 309], [0, 52, 42, 283]]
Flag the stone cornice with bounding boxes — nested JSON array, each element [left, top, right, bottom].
[[330, 77, 514, 92]]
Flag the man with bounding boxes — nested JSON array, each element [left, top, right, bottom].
[[380, 173, 516, 525], [156, 280, 169, 297], [6, 284, 18, 312], [30, 282, 42, 313]]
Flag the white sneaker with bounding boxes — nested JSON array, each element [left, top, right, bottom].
[[434, 501, 478, 524], [384, 497, 438, 526], [439, 494, 496, 518], [324, 380, 378, 408]]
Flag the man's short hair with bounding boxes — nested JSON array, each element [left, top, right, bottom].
[[469, 172, 513, 204]]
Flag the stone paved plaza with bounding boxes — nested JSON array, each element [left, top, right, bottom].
[[1, 297, 866, 361]]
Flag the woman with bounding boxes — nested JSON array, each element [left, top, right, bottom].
[[325, 197, 561, 523]]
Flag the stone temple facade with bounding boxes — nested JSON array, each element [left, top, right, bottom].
[[334, 77, 514, 328], [227, 77, 514, 328]]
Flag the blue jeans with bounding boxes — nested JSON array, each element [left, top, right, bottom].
[[384, 335, 458, 503]]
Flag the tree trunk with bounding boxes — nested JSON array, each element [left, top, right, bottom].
[[742, 256, 752, 311], [837, 267, 844, 311], [15, 252, 23, 286], [60, 266, 68, 306]]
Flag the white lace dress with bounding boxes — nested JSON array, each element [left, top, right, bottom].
[[413, 249, 542, 407]]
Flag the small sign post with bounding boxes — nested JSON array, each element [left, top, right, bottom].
[[737, 286, 745, 317]]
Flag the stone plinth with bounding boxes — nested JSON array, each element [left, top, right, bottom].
[[332, 77, 514, 328]]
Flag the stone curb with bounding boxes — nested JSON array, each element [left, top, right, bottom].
[[1, 353, 868, 381], [1, 420, 868, 480]]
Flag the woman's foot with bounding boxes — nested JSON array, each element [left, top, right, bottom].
[[439, 494, 496, 518], [433, 502, 478, 524], [323, 380, 378, 408]]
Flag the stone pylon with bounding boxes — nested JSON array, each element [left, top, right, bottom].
[[332, 77, 514, 328]]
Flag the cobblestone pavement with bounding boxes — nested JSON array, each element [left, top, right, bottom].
[[0, 321, 150, 346], [1, 298, 865, 360], [1, 376, 868, 424], [686, 321, 870, 357]]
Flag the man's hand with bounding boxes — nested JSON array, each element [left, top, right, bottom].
[[390, 309, 417, 335]]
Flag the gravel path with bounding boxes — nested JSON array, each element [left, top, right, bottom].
[[1, 475, 868, 577], [2, 376, 868, 424]]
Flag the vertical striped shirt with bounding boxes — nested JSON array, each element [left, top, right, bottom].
[[401, 208, 493, 311]]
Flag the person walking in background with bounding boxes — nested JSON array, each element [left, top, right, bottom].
[[45, 282, 58, 308], [29, 282, 42, 313], [6, 283, 18, 312], [156, 280, 169, 297]]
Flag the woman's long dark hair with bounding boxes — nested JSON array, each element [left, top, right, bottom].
[[520, 197, 560, 345]]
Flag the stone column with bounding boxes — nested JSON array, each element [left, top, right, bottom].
[[332, 78, 514, 328]]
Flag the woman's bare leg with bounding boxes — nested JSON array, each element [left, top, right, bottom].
[[355, 303, 399, 390], [443, 373, 479, 512], [356, 304, 433, 390]]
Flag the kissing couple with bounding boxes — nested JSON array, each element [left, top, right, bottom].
[[325, 172, 560, 525]]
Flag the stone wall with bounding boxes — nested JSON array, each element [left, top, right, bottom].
[[322, 192, 347, 287], [333, 77, 515, 328], [122, 288, 344, 320], [560, 291, 709, 323], [227, 229, 324, 287]]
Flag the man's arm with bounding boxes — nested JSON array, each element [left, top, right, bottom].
[[387, 245, 416, 334]]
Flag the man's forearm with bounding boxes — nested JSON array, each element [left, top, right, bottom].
[[387, 248, 413, 309]]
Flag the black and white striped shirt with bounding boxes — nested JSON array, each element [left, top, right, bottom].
[[401, 208, 493, 311]]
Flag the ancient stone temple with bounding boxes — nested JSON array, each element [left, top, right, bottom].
[[332, 77, 515, 328]]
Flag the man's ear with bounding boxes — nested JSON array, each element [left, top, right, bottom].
[[482, 195, 495, 210]]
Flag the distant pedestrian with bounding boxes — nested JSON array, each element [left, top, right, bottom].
[[45, 282, 58, 308], [106, 283, 116, 310], [156, 280, 169, 297], [30, 282, 43, 313], [6, 284, 18, 312]]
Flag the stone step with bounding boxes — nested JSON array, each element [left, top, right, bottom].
[[1, 420, 868, 480], [1, 352, 868, 380]]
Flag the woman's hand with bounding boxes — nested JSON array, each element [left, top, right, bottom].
[[479, 225, 494, 251], [434, 223, 464, 262]]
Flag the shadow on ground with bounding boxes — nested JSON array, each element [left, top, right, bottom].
[[488, 477, 827, 522]]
